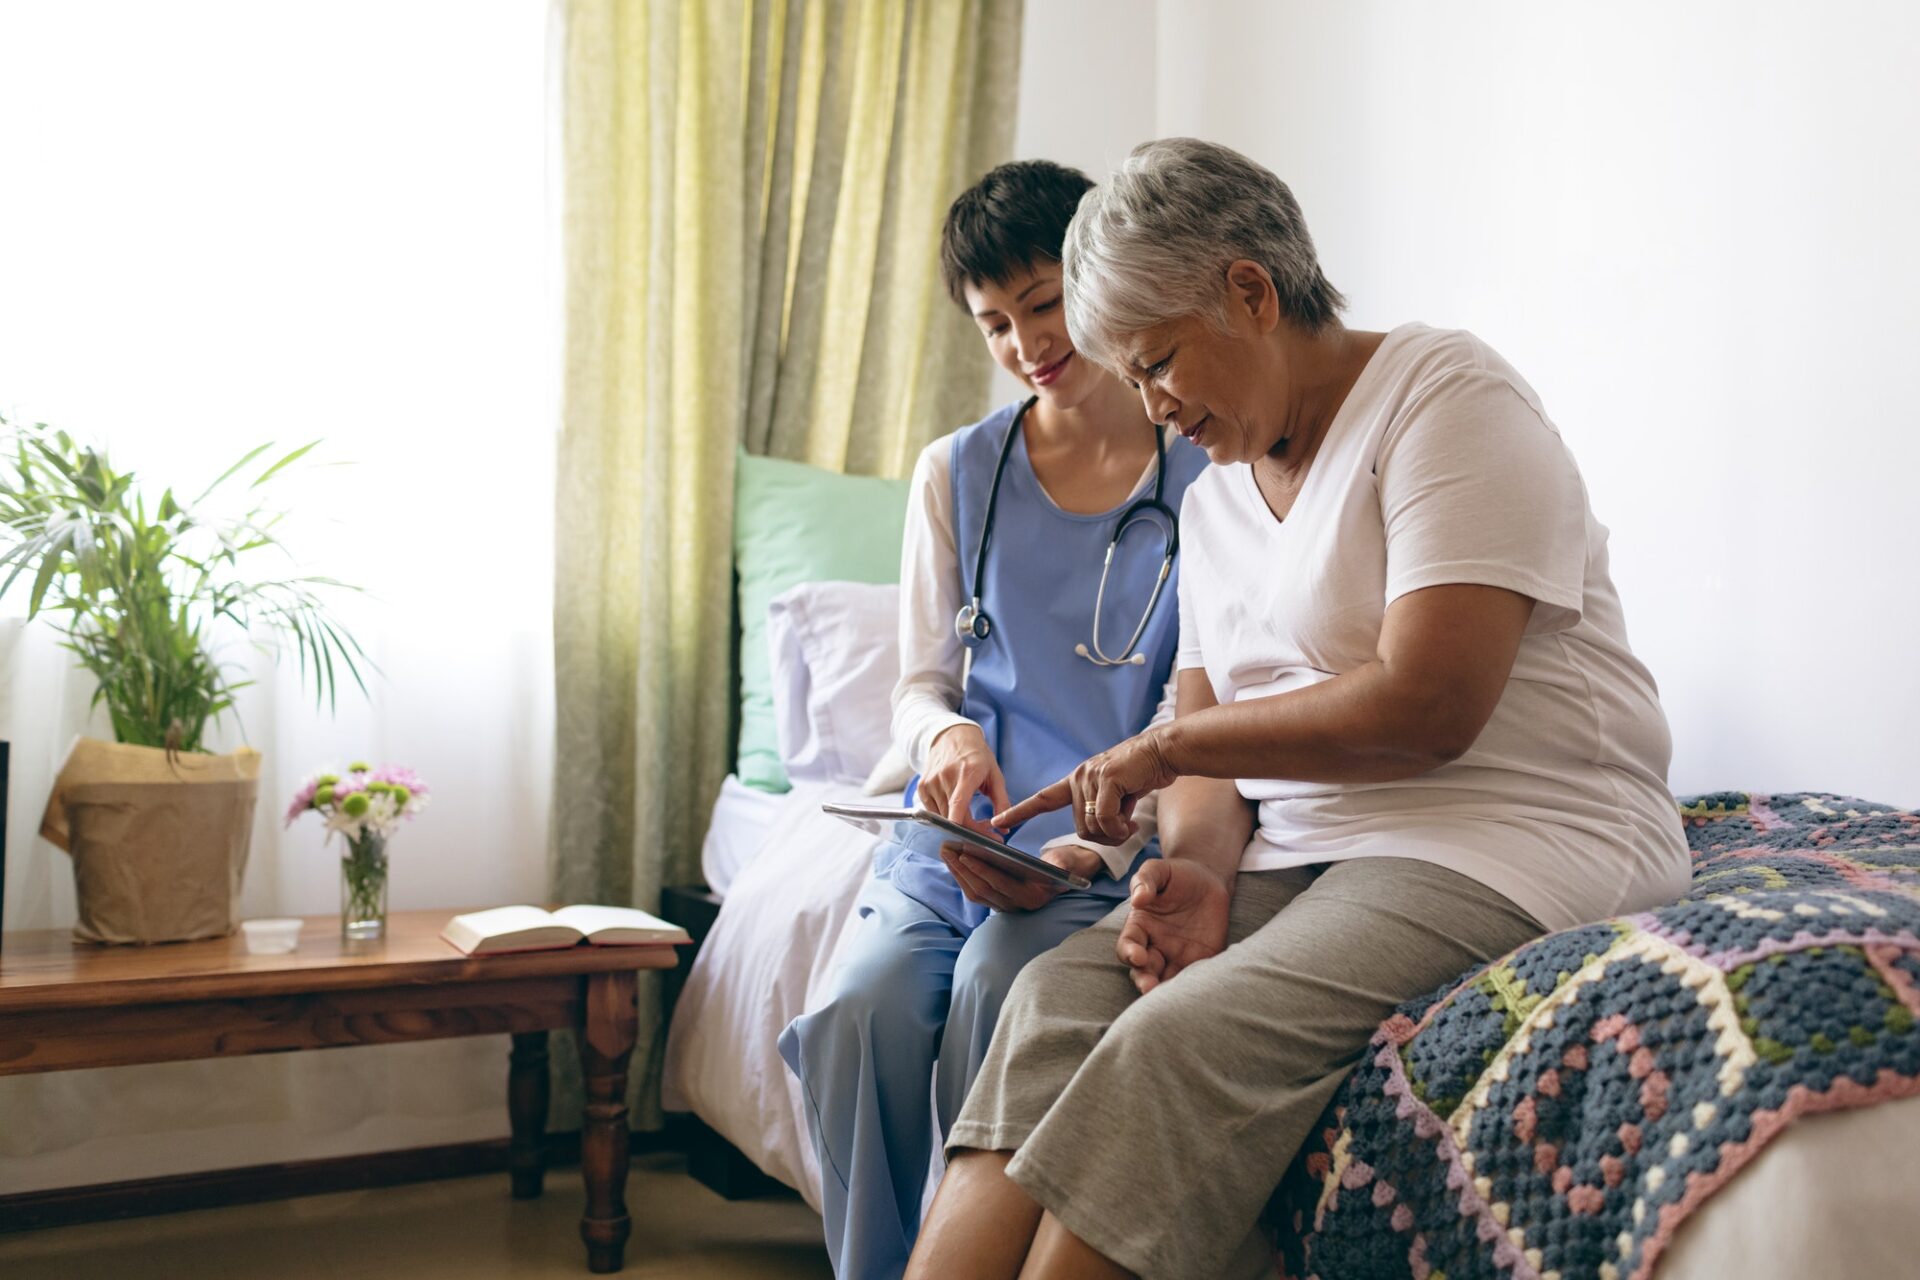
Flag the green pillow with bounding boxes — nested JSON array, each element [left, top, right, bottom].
[[734, 450, 910, 791]]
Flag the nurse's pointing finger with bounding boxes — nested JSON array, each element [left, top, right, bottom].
[[993, 778, 1072, 830]]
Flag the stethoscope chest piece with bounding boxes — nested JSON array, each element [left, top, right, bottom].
[[956, 598, 992, 647], [955, 397, 1176, 668]]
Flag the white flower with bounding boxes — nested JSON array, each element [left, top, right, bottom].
[[365, 790, 404, 839]]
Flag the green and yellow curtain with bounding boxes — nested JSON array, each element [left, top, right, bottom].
[[552, 0, 1022, 1123]]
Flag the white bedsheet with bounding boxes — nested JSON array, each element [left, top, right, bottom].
[[663, 777, 898, 1210], [698, 774, 789, 897]]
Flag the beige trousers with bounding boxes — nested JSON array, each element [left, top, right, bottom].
[[946, 856, 1544, 1280]]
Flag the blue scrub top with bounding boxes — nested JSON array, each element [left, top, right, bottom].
[[880, 399, 1209, 922]]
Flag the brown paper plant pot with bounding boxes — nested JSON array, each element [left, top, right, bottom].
[[41, 738, 261, 945], [63, 779, 257, 944]]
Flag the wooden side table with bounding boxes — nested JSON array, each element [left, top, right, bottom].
[[0, 911, 679, 1273]]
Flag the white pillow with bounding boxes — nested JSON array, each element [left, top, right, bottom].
[[768, 581, 901, 786]]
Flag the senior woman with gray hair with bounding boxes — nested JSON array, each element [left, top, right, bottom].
[[903, 138, 1690, 1280]]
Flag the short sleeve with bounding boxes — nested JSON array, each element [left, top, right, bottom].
[[1376, 371, 1588, 635]]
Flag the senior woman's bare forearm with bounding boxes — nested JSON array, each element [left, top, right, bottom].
[[1150, 669, 1255, 878], [1154, 774, 1254, 880], [1149, 666, 1464, 783], [1151, 583, 1535, 786]]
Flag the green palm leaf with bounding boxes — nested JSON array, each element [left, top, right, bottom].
[[0, 413, 370, 751]]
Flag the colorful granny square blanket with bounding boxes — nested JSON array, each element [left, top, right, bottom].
[[1278, 793, 1920, 1280]]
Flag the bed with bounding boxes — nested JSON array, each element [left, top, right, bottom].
[[666, 777, 1920, 1276], [660, 564, 1920, 1273], [665, 772, 905, 1209], [1273, 792, 1920, 1279], [697, 774, 793, 899]]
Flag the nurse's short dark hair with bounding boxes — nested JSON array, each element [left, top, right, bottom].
[[940, 160, 1095, 307]]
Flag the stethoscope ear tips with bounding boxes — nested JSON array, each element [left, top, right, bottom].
[[1073, 642, 1149, 667]]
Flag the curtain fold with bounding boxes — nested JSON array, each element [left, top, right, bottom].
[[552, 0, 1022, 1127]]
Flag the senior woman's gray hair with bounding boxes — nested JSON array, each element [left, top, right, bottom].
[[1062, 138, 1347, 371]]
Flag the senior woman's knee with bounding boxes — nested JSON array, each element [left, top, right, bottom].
[[1094, 949, 1297, 1082], [1104, 975, 1229, 1064], [986, 939, 1076, 1035], [989, 917, 1128, 1044]]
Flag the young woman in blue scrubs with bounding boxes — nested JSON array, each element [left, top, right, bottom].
[[777, 161, 1207, 1280]]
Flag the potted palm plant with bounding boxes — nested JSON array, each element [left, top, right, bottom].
[[0, 413, 367, 943]]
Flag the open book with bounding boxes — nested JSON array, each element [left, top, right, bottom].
[[441, 905, 691, 956]]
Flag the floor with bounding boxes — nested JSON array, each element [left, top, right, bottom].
[[0, 1152, 834, 1279]]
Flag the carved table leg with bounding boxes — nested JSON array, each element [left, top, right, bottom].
[[578, 970, 638, 1273], [508, 1030, 551, 1199]]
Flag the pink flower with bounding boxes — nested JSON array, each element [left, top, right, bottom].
[[286, 761, 430, 835], [371, 764, 429, 795], [283, 778, 320, 827]]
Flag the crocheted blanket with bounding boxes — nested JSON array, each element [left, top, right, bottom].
[[1277, 793, 1920, 1280]]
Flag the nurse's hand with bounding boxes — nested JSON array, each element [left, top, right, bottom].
[[917, 723, 1012, 833], [940, 843, 1103, 913], [1115, 858, 1231, 994], [993, 727, 1177, 845]]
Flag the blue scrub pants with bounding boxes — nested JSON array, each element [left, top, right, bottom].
[[778, 866, 1119, 1280]]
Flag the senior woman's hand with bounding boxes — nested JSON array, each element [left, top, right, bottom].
[[992, 728, 1178, 845], [1115, 858, 1231, 993]]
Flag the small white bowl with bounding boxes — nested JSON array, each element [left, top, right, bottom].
[[241, 918, 303, 954]]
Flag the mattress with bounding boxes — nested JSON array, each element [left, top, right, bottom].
[[663, 777, 902, 1210], [698, 774, 789, 897], [1656, 1093, 1920, 1277]]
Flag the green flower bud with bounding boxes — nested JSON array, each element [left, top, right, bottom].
[[316, 774, 339, 786], [314, 785, 335, 807], [391, 785, 411, 807], [349, 761, 372, 773], [343, 792, 371, 817]]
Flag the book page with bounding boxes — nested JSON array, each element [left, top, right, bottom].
[[442, 905, 581, 954], [549, 904, 689, 944], [453, 905, 560, 936]]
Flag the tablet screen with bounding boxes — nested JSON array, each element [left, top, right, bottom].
[[819, 804, 1092, 890]]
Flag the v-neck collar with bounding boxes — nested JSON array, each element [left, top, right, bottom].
[[1014, 420, 1162, 523], [1237, 327, 1401, 530]]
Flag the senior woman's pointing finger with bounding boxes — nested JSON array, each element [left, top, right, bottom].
[[994, 731, 1176, 844]]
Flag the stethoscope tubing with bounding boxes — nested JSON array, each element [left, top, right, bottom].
[[955, 397, 1177, 666]]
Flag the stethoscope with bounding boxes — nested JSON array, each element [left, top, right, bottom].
[[954, 397, 1178, 667]]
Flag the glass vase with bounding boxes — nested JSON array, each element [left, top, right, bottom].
[[340, 832, 389, 940]]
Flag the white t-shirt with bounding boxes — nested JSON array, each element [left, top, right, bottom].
[[1175, 325, 1689, 932]]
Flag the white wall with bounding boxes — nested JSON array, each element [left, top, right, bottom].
[[988, 0, 1159, 405], [1012, 0, 1157, 176], [1127, 0, 1919, 801]]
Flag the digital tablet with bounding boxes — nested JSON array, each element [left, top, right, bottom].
[[819, 803, 1093, 890]]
